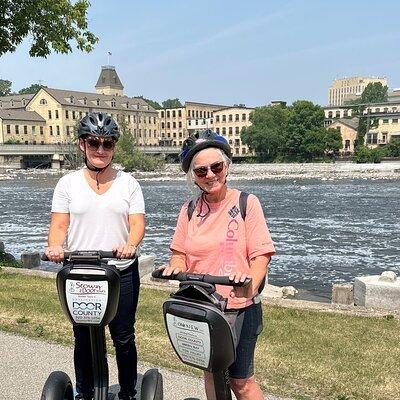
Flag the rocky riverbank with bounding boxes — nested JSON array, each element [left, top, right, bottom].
[[1, 161, 400, 181]]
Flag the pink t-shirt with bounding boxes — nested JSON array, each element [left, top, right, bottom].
[[170, 188, 276, 309]]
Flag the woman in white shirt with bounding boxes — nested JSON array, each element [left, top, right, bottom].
[[45, 112, 145, 400]]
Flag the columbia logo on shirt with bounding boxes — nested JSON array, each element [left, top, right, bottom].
[[228, 205, 240, 218]]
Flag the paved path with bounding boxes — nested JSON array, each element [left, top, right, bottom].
[[0, 331, 292, 400]]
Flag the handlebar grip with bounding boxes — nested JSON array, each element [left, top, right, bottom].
[[151, 269, 252, 287], [41, 250, 116, 262]]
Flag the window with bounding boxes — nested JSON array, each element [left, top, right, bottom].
[[15, 125, 19, 134], [229, 114, 233, 122], [167, 122, 170, 128], [40, 98, 47, 105], [235, 139, 240, 146], [161, 122, 165, 129], [83, 97, 87, 105], [173, 122, 176, 128], [344, 139, 350, 150], [40, 126, 44, 135], [178, 110, 182, 117], [235, 114, 239, 121], [65, 110, 69, 119], [382, 119, 389, 124], [187, 110, 191, 117], [393, 119, 398, 123], [216, 115, 220, 123], [166, 111, 170, 118], [172, 110, 176, 118], [161, 111, 164, 118], [229, 127, 233, 135], [222, 127, 226, 135], [48, 110, 52, 119], [55, 110, 59, 119], [56, 126, 60, 135], [235, 127, 240, 135], [66, 126, 70, 136], [200, 111, 203, 118], [24, 125, 28, 134], [178, 121, 182, 128], [111, 99, 116, 107], [70, 96, 74, 104], [6, 125, 10, 134], [50, 126, 53, 135], [216, 128, 220, 134], [242, 114, 246, 121], [222, 115, 226, 122], [72, 111, 76, 120], [335, 111, 340, 118], [96, 99, 100, 106]]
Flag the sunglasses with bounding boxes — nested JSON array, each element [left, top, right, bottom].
[[193, 161, 225, 178], [85, 136, 116, 151]]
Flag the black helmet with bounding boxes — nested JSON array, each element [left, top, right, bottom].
[[180, 130, 232, 173], [77, 112, 120, 141]]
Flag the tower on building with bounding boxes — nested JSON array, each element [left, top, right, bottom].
[[95, 65, 124, 96]]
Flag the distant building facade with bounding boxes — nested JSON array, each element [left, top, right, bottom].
[[329, 118, 358, 154], [158, 102, 254, 155], [0, 66, 158, 146], [328, 76, 388, 106]]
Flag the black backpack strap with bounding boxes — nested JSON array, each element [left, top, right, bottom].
[[187, 199, 196, 221], [239, 191, 249, 220]]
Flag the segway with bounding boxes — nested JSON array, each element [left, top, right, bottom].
[[150, 269, 251, 400], [40, 250, 163, 400]]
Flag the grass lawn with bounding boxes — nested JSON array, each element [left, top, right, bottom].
[[0, 268, 399, 400]]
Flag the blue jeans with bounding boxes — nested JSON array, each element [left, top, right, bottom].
[[73, 260, 140, 398]]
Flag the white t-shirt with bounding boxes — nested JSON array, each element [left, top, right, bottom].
[[51, 169, 145, 270]]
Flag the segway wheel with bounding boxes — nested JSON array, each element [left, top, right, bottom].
[[140, 368, 163, 400], [41, 371, 74, 400]]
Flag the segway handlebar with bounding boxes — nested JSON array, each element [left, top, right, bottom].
[[41, 250, 116, 262], [152, 268, 252, 287]]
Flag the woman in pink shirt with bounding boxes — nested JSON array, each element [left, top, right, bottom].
[[162, 130, 276, 400]]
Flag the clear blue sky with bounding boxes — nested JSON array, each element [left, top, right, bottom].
[[1, 0, 400, 107]]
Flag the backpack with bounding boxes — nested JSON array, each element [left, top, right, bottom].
[[187, 191, 250, 221]]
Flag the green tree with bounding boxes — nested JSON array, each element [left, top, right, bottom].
[[18, 84, 47, 94], [286, 100, 325, 157], [113, 121, 165, 172], [138, 96, 161, 110], [0, 0, 98, 57], [0, 79, 12, 96], [348, 82, 388, 147], [162, 98, 183, 108], [241, 105, 289, 160], [300, 128, 342, 160], [385, 137, 400, 157]]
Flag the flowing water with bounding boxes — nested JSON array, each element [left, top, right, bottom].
[[1, 170, 399, 302]]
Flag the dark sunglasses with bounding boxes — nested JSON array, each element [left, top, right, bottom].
[[85, 136, 115, 151], [193, 161, 225, 178]]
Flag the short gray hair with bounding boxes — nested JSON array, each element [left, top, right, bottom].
[[185, 148, 231, 194]]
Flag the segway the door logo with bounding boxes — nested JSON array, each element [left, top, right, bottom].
[[66, 279, 108, 325]]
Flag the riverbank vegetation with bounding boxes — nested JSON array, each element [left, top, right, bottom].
[[0, 269, 399, 400], [241, 100, 343, 163], [0, 252, 22, 268]]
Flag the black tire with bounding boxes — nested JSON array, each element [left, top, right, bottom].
[[140, 368, 163, 400], [41, 370, 74, 400]]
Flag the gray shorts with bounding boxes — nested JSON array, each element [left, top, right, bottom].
[[227, 302, 263, 379]]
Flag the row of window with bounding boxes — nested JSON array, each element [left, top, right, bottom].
[[216, 127, 242, 135], [187, 110, 212, 119], [161, 121, 183, 129], [160, 109, 183, 118], [40, 97, 150, 110], [215, 113, 247, 123], [6, 125, 44, 135]]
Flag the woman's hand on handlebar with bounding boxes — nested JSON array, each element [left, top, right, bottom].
[[229, 272, 253, 299], [161, 264, 187, 277], [44, 245, 65, 263], [113, 243, 137, 259]]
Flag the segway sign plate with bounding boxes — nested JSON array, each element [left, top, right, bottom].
[[66, 279, 108, 324], [166, 314, 211, 368]]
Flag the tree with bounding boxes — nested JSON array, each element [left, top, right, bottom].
[[300, 128, 342, 160], [0, 0, 98, 57], [286, 100, 325, 157], [162, 98, 183, 108], [0, 79, 12, 96], [18, 84, 47, 95], [348, 82, 388, 147], [385, 137, 400, 157], [241, 105, 289, 160], [138, 96, 161, 110]]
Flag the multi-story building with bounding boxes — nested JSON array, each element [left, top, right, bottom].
[[0, 66, 159, 145], [213, 106, 254, 156], [324, 98, 400, 149], [158, 102, 253, 155], [329, 118, 358, 154], [328, 76, 388, 106]]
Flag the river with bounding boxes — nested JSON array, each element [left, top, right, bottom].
[[1, 165, 399, 302]]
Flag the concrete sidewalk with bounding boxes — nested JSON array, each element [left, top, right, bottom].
[[0, 331, 291, 400]]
